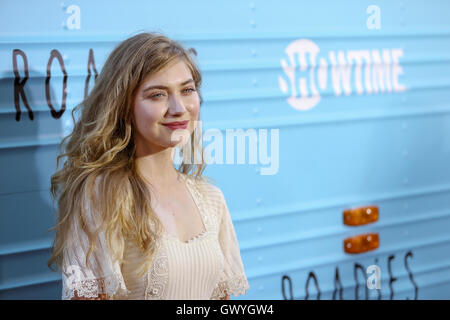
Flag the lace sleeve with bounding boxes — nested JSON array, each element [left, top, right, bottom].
[[61, 191, 130, 300], [211, 190, 250, 300]]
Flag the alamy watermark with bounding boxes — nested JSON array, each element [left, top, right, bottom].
[[367, 264, 381, 290], [171, 120, 280, 176], [366, 5, 381, 30]]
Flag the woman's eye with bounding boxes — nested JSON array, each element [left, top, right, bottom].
[[150, 92, 164, 99], [184, 87, 196, 94]]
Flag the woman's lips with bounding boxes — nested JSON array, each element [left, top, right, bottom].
[[162, 120, 189, 130]]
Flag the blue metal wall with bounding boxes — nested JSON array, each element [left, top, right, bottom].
[[1, 0, 450, 299]]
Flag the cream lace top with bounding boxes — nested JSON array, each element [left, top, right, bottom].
[[61, 174, 250, 300]]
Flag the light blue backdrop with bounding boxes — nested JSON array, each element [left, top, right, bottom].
[[1, 0, 450, 299]]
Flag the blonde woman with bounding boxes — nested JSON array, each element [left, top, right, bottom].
[[47, 32, 250, 300]]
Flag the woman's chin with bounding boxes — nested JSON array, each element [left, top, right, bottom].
[[168, 129, 191, 147]]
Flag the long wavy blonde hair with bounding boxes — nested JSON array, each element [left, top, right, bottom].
[[47, 32, 208, 278]]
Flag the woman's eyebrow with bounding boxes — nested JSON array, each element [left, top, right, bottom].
[[143, 79, 194, 92]]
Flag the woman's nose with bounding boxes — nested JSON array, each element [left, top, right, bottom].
[[168, 94, 187, 114]]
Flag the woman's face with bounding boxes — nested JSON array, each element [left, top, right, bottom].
[[132, 59, 200, 155]]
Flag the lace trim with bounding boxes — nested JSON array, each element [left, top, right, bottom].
[[183, 174, 204, 201], [145, 239, 169, 300], [178, 174, 216, 240], [211, 274, 250, 300], [63, 273, 130, 300]]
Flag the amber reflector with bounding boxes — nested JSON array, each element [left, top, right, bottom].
[[344, 233, 379, 254], [343, 206, 379, 226]]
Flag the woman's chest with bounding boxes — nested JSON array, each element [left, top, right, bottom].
[[121, 230, 224, 299], [150, 179, 213, 243]]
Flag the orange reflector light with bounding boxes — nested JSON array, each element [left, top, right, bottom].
[[343, 206, 379, 226], [344, 233, 379, 254]]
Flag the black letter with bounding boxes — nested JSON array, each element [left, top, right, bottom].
[[45, 49, 67, 119], [387, 255, 397, 300], [354, 263, 368, 300], [12, 49, 32, 121], [305, 272, 320, 300], [404, 251, 418, 300], [84, 48, 98, 99], [332, 267, 344, 300], [281, 275, 294, 300]]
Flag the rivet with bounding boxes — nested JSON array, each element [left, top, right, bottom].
[[403, 177, 409, 184], [257, 227, 262, 233], [251, 49, 257, 57], [258, 285, 264, 291], [256, 198, 262, 205]]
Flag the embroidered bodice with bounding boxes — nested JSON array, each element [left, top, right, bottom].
[[61, 173, 250, 300]]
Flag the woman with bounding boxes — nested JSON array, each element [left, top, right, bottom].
[[47, 32, 250, 300]]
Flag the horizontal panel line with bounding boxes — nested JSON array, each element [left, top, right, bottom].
[[240, 206, 450, 251], [0, 187, 53, 199], [207, 102, 450, 130], [0, 239, 53, 256], [2, 196, 450, 257], [204, 83, 450, 104], [0, 94, 447, 119], [235, 182, 450, 223], [247, 232, 450, 279], [1, 56, 450, 76], [0, 275, 60, 292], [410, 277, 450, 299], [0, 104, 81, 115], [2, 103, 450, 150], [1, 248, 449, 298], [0, 137, 62, 149], [1, 80, 450, 115], [2, 29, 450, 44], [2, 80, 450, 115], [2, 227, 449, 291]]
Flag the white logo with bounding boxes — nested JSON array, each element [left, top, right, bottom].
[[279, 39, 406, 111]]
